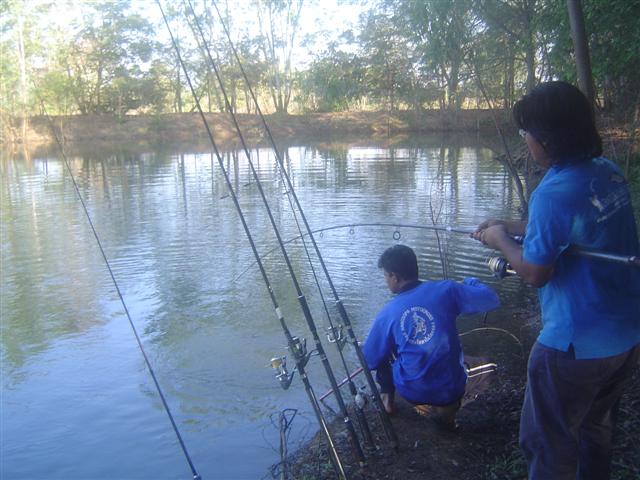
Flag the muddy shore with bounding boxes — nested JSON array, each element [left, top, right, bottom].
[[287, 306, 640, 480]]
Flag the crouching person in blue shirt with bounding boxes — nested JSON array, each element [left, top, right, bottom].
[[362, 244, 500, 431]]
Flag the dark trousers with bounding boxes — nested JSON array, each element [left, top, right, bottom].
[[520, 342, 640, 480]]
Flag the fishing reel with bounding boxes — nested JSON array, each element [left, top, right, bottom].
[[270, 356, 294, 390], [289, 336, 310, 366], [486, 256, 517, 279], [355, 385, 368, 409], [326, 324, 346, 350], [269, 336, 311, 390]]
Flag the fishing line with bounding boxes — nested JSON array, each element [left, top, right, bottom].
[[181, 0, 375, 450], [236, 222, 640, 282], [208, 0, 399, 450], [459, 327, 525, 358], [234, 222, 477, 282], [182, 0, 368, 463], [155, 2, 347, 477], [38, 100, 201, 480]]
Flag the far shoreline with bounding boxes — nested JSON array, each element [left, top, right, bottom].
[[2, 109, 513, 155]]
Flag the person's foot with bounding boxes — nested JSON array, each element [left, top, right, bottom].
[[414, 404, 459, 432], [380, 393, 395, 415], [413, 404, 432, 417]]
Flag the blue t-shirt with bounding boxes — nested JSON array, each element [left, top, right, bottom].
[[363, 278, 499, 405], [524, 157, 640, 359]]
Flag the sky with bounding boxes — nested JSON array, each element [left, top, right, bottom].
[[140, 0, 367, 69], [28, 0, 367, 73]]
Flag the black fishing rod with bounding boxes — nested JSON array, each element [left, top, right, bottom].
[[182, 0, 375, 454], [155, 2, 347, 477], [38, 100, 201, 480], [208, 0, 399, 451]]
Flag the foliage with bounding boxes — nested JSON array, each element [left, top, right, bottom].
[[65, 0, 157, 114], [397, 0, 477, 109], [253, 0, 305, 113], [298, 47, 366, 112], [0, 0, 638, 119], [357, 7, 420, 111], [485, 448, 528, 479]]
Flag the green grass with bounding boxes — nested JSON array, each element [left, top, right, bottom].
[[485, 449, 527, 479]]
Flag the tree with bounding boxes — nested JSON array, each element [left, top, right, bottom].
[[254, 0, 304, 113], [0, 0, 51, 136], [475, 0, 541, 95], [60, 0, 156, 114], [299, 45, 366, 111], [537, 0, 640, 112], [394, 0, 477, 109], [566, 0, 594, 105]]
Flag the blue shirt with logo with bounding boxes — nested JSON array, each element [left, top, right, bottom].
[[524, 157, 640, 359], [363, 279, 499, 406]]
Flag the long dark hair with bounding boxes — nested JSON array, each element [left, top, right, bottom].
[[513, 81, 602, 163]]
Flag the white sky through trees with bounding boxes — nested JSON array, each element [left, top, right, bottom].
[[43, 0, 365, 70]]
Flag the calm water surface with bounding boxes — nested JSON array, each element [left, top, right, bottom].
[[1, 136, 534, 479]]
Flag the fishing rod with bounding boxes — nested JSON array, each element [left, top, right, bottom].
[[183, 0, 368, 464], [235, 222, 639, 281], [37, 99, 201, 480], [484, 232, 640, 277], [233, 223, 479, 282], [155, 2, 348, 477], [487, 249, 640, 279], [209, 0, 400, 450], [182, 0, 375, 454]]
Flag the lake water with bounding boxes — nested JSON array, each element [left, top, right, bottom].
[[1, 135, 535, 479]]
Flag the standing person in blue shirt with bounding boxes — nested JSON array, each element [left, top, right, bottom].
[[473, 81, 640, 480], [362, 244, 500, 430]]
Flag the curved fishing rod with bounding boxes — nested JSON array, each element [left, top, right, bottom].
[[236, 222, 639, 282], [209, 0, 399, 450], [155, 2, 347, 477], [182, 0, 374, 453], [38, 100, 201, 480], [234, 223, 477, 282]]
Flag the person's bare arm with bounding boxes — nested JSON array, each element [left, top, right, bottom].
[[472, 225, 554, 287], [474, 219, 527, 236]]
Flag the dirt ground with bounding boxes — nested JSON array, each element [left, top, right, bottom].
[[287, 328, 640, 480]]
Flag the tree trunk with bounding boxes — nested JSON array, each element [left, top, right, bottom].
[[523, 0, 536, 92], [448, 60, 460, 109], [566, 0, 595, 106], [504, 46, 514, 109], [176, 66, 182, 113], [17, 13, 28, 140]]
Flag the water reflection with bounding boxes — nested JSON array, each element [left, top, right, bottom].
[[1, 136, 535, 479]]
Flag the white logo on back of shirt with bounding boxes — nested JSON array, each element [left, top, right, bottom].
[[400, 306, 435, 345]]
